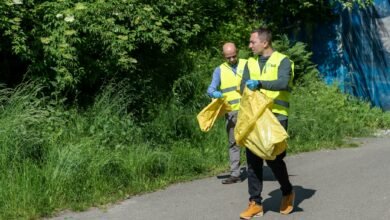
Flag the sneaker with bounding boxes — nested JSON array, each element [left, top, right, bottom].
[[221, 176, 241, 184], [240, 201, 264, 219], [280, 191, 295, 215]]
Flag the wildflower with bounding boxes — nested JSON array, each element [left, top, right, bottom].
[[13, 0, 23, 5], [64, 15, 75, 23]]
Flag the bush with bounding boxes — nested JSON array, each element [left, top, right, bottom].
[[288, 72, 390, 152], [0, 81, 230, 219]]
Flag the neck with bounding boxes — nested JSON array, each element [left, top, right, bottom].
[[262, 48, 274, 57]]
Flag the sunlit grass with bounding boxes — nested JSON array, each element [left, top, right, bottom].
[[0, 73, 388, 219]]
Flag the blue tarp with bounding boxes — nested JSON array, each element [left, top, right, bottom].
[[306, 0, 390, 110]]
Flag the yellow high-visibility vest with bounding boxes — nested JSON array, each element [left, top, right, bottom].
[[247, 51, 294, 116], [220, 59, 247, 111]]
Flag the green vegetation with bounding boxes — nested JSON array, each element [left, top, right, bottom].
[[0, 80, 231, 219], [289, 73, 390, 152], [0, 0, 387, 219], [1, 46, 389, 219]]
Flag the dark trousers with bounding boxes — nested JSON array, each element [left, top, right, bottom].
[[246, 119, 293, 204]]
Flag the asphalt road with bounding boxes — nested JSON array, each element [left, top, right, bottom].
[[50, 136, 390, 220]]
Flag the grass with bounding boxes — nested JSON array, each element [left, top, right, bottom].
[[288, 73, 390, 152], [0, 82, 229, 219], [0, 73, 389, 219]]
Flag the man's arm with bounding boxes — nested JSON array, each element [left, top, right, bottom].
[[207, 67, 221, 97], [240, 63, 250, 94], [259, 58, 291, 91]]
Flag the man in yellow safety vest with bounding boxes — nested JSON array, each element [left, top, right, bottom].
[[207, 42, 247, 184], [239, 27, 295, 219]]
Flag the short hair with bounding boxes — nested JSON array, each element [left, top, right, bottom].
[[251, 27, 272, 43]]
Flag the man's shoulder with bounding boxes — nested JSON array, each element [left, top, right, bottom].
[[268, 50, 282, 57], [213, 66, 222, 75], [270, 51, 291, 64], [246, 56, 258, 62], [280, 57, 291, 65], [273, 51, 291, 61], [217, 61, 228, 68], [238, 59, 248, 66]]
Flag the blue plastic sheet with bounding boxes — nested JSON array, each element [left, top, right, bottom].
[[303, 0, 390, 110]]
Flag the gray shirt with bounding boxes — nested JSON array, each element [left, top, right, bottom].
[[240, 53, 292, 120]]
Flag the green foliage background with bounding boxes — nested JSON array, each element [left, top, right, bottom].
[[0, 0, 387, 219]]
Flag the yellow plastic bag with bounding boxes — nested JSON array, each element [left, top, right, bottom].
[[234, 88, 288, 160], [197, 98, 232, 132]]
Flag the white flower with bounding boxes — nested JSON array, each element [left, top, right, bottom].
[[75, 3, 86, 10], [13, 0, 23, 4], [64, 15, 75, 23], [56, 14, 63, 19]]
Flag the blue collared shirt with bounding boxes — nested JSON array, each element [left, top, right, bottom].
[[207, 63, 238, 97]]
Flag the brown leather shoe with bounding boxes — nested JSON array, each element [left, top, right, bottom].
[[280, 191, 295, 215], [221, 176, 241, 184]]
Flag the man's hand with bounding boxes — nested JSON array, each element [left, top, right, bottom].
[[245, 80, 260, 91], [212, 91, 223, 98]]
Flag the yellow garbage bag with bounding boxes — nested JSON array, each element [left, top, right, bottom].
[[197, 98, 232, 132], [234, 88, 288, 160]]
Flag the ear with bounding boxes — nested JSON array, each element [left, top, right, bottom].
[[263, 40, 270, 48]]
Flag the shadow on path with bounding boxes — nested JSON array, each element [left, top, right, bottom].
[[263, 185, 316, 214], [217, 167, 249, 182]]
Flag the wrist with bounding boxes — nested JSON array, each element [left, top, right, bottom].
[[257, 80, 262, 89]]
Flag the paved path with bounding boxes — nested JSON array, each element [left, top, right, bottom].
[[50, 136, 390, 220]]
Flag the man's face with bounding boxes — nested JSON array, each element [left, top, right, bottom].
[[249, 32, 266, 55], [224, 50, 238, 65]]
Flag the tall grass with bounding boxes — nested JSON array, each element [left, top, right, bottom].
[[0, 57, 389, 219], [0, 81, 229, 219], [288, 73, 390, 152]]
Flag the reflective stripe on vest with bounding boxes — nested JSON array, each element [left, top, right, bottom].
[[221, 86, 237, 93], [228, 99, 240, 105], [247, 52, 294, 116], [220, 59, 247, 111]]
